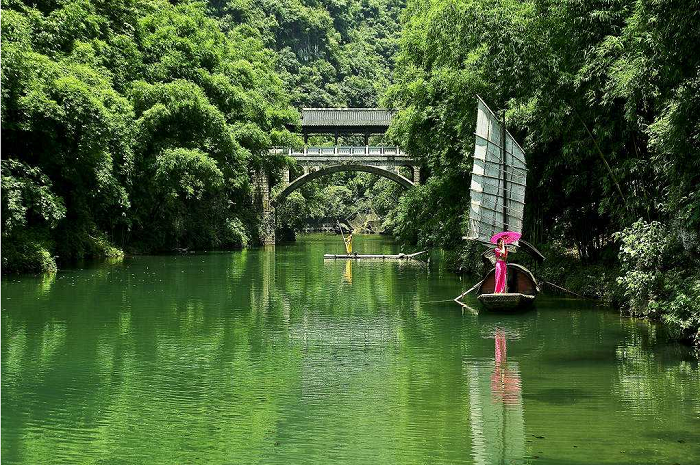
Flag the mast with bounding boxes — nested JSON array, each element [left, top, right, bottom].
[[502, 111, 508, 231]]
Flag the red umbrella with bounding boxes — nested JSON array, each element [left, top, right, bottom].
[[490, 231, 521, 244]]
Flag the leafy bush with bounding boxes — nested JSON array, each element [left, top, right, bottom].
[[616, 220, 700, 347], [1, 232, 57, 274], [1, 160, 66, 234], [392, 175, 468, 249], [224, 217, 250, 249], [616, 220, 679, 317]]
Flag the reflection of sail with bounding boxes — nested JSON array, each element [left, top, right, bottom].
[[467, 329, 525, 465], [467, 96, 527, 245]]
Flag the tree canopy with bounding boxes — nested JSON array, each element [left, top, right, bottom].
[[2, 0, 300, 271]]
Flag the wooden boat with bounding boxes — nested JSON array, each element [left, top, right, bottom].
[[476, 263, 539, 310], [323, 251, 427, 260], [460, 96, 543, 311]]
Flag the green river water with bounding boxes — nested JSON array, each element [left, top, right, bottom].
[[2, 234, 699, 464]]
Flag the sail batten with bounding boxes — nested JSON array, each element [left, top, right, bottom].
[[467, 96, 527, 245]]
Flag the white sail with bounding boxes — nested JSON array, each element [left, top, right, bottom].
[[467, 96, 527, 245]]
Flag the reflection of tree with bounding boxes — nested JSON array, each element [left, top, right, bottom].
[[614, 327, 700, 416], [2, 234, 472, 463]]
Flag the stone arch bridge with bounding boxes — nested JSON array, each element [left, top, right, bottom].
[[254, 108, 422, 243]]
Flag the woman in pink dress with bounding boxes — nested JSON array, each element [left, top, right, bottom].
[[494, 237, 508, 293]]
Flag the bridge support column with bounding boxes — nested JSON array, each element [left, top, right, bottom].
[[253, 170, 275, 245], [282, 166, 290, 184], [413, 166, 421, 185]]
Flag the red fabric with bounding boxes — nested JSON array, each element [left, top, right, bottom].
[[494, 248, 507, 293], [491, 330, 521, 405]]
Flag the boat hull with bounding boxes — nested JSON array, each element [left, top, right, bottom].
[[475, 263, 539, 311], [477, 293, 535, 310]]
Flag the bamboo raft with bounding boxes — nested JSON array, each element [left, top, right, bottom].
[[323, 251, 427, 260]]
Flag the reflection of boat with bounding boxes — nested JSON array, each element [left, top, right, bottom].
[[467, 328, 525, 464], [465, 96, 542, 310]]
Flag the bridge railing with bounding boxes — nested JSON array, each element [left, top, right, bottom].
[[271, 146, 409, 157]]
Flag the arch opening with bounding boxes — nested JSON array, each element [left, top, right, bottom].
[[272, 164, 415, 206]]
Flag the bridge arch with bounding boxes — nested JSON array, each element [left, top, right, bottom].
[[272, 164, 414, 206]]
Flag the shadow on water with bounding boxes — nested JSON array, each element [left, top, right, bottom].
[[542, 350, 618, 365]]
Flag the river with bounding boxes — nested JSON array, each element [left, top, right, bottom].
[[2, 234, 699, 464]]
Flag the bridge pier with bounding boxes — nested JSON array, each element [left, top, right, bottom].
[[413, 166, 421, 185]]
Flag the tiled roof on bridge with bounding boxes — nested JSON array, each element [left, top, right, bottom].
[[301, 108, 394, 128]]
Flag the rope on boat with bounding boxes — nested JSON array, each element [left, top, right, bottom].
[[542, 280, 583, 298]]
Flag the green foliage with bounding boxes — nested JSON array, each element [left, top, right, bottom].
[[208, 0, 405, 108], [1, 231, 57, 274], [1, 159, 65, 274], [616, 220, 700, 347], [391, 175, 467, 249], [1, 160, 66, 234], [1, 0, 296, 272], [224, 216, 250, 248], [386, 0, 700, 254]]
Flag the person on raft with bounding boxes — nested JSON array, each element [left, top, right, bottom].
[[344, 232, 353, 255], [494, 237, 508, 293]]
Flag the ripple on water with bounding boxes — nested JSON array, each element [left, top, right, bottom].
[[2, 235, 699, 464]]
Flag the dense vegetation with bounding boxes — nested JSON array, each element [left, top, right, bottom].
[[2, 0, 698, 347], [385, 0, 700, 346], [1, 0, 403, 272]]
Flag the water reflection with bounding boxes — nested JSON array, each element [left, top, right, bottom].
[[343, 260, 352, 284], [491, 329, 522, 406], [468, 328, 525, 465], [2, 235, 699, 464]]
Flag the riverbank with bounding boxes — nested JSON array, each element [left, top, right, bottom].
[[1, 234, 252, 276], [448, 227, 700, 351]]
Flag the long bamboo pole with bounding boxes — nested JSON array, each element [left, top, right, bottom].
[[569, 103, 627, 205], [453, 279, 484, 303]]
